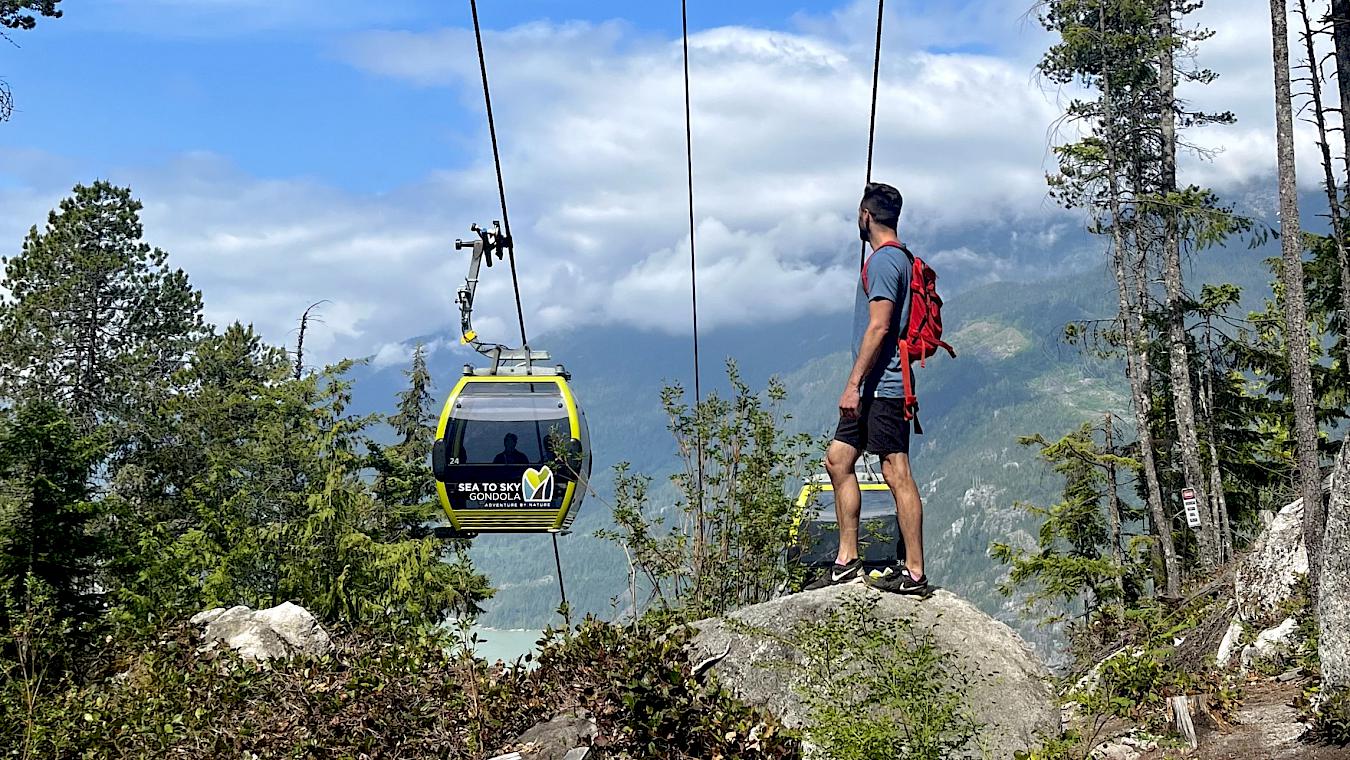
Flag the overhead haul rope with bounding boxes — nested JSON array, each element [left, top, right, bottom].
[[681, 0, 706, 524], [467, 0, 569, 625], [469, 0, 529, 349], [860, 0, 885, 270]]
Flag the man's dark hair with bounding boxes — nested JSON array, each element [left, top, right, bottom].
[[861, 182, 903, 230]]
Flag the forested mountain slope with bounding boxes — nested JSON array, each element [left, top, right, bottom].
[[351, 241, 1276, 648]]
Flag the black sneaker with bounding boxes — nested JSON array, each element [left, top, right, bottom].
[[870, 567, 930, 595], [804, 559, 866, 591]]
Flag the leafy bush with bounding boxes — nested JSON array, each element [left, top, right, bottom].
[[599, 361, 816, 620], [527, 621, 797, 758], [774, 594, 984, 760], [0, 618, 797, 759], [1310, 686, 1350, 746]]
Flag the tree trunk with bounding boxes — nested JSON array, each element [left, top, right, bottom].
[[1129, 248, 1180, 596], [1331, 0, 1350, 179], [1100, 3, 1181, 597], [1299, 0, 1350, 375], [1319, 443, 1350, 689], [1158, 1, 1220, 571], [1271, 0, 1328, 596], [1103, 413, 1128, 602], [1202, 339, 1234, 563]]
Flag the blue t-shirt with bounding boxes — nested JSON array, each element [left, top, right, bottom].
[[852, 242, 912, 399]]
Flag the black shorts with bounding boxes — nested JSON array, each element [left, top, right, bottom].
[[833, 396, 911, 456]]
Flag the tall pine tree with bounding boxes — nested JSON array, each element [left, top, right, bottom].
[[0, 182, 205, 439]]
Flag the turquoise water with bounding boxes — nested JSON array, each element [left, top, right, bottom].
[[467, 626, 545, 664]]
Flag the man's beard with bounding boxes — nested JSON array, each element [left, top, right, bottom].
[[858, 223, 869, 243]]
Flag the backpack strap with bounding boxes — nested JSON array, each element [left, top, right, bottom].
[[898, 339, 923, 435], [861, 240, 904, 293]]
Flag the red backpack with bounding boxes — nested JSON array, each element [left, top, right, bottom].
[[863, 241, 956, 433]]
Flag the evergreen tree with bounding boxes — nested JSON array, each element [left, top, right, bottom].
[[0, 401, 103, 627], [0, 182, 206, 440], [0, 0, 60, 30], [118, 356, 491, 631], [370, 343, 440, 535], [992, 424, 1135, 634]]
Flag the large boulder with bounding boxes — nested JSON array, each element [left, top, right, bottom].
[[1320, 445, 1350, 690], [193, 602, 331, 661], [688, 584, 1057, 759], [1234, 498, 1308, 627], [1240, 617, 1299, 675]]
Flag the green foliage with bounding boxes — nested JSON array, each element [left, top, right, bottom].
[[992, 424, 1131, 633], [778, 594, 984, 760], [599, 360, 815, 619], [1310, 687, 1350, 746], [1014, 730, 1084, 760], [115, 358, 491, 632], [527, 621, 798, 758], [368, 342, 442, 535], [0, 402, 105, 628], [1, 574, 75, 760], [0, 0, 60, 30], [0, 619, 798, 759], [0, 182, 206, 436], [1061, 597, 1245, 744]]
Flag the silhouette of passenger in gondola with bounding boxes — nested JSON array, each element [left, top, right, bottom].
[[493, 433, 530, 465]]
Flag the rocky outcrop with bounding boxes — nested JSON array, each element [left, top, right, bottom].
[[1234, 498, 1308, 627], [1241, 617, 1299, 674], [193, 602, 331, 661], [504, 710, 596, 760], [688, 584, 1057, 759], [1320, 445, 1350, 690]]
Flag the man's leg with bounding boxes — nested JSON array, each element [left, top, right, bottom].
[[825, 439, 863, 564], [882, 452, 925, 580]]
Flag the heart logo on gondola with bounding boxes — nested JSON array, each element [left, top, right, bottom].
[[522, 466, 555, 503]]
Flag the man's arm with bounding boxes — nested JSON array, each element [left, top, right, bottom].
[[839, 298, 895, 419]]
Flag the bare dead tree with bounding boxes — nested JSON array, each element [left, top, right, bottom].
[[293, 300, 329, 381]]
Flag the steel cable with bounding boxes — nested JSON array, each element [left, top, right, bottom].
[[469, 0, 530, 348]]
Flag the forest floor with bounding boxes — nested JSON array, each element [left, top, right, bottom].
[[1138, 680, 1349, 760]]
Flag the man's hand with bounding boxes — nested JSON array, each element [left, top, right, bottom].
[[839, 386, 861, 420]]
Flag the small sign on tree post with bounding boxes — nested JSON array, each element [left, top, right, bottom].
[[1182, 488, 1202, 529]]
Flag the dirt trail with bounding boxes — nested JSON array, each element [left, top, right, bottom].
[[1142, 682, 1349, 759]]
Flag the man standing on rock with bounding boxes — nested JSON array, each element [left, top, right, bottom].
[[805, 182, 928, 595]]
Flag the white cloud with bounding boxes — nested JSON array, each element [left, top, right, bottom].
[[3, 0, 1331, 363]]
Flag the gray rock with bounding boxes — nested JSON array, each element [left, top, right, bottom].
[[1216, 618, 1244, 668], [1091, 740, 1140, 760], [688, 584, 1057, 759], [189, 607, 228, 626], [1091, 734, 1158, 760], [513, 710, 596, 760], [1235, 499, 1308, 627], [1241, 617, 1299, 674], [1320, 445, 1350, 690], [196, 602, 331, 661]]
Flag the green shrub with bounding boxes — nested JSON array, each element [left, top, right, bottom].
[[771, 594, 985, 760], [1311, 686, 1350, 746], [0, 618, 797, 759]]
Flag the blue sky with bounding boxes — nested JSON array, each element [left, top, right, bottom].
[[7, 0, 905, 189], [0, 0, 1307, 364]]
